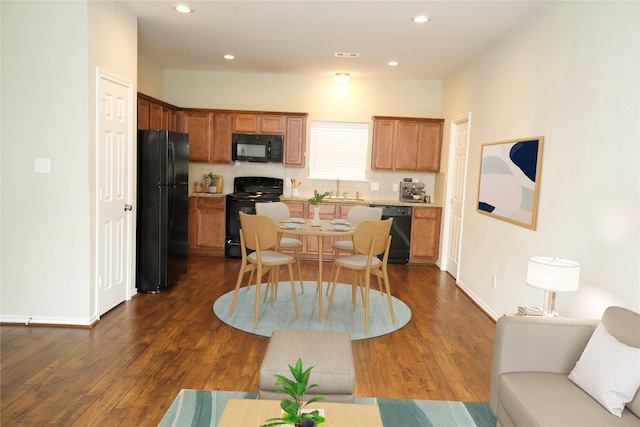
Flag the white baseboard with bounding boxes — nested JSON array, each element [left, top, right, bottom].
[[455, 278, 499, 321], [0, 314, 97, 327]]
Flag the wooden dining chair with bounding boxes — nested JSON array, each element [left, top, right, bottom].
[[325, 218, 395, 333], [228, 212, 299, 328], [255, 202, 304, 293], [328, 205, 383, 294]]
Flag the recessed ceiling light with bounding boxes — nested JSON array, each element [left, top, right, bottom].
[[412, 15, 431, 23], [334, 72, 351, 83], [388, 61, 399, 67], [224, 54, 235, 60], [173, 5, 193, 14]]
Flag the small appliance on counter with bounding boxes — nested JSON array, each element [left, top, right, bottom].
[[399, 178, 425, 203]]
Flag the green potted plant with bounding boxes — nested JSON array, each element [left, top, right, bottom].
[[260, 358, 326, 427], [308, 190, 330, 226], [205, 172, 216, 193]]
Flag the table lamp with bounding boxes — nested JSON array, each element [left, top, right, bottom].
[[526, 256, 580, 317]]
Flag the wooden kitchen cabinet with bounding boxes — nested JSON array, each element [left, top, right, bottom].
[[180, 110, 232, 164], [233, 113, 284, 133], [188, 197, 226, 256], [284, 116, 306, 167], [182, 110, 214, 162], [409, 206, 442, 263], [137, 93, 178, 131], [371, 116, 444, 172], [211, 113, 233, 163]]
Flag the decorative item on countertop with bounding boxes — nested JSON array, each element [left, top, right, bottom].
[[215, 175, 223, 193], [291, 178, 302, 197], [194, 181, 203, 193], [205, 173, 216, 193], [260, 358, 326, 427], [308, 190, 330, 227]]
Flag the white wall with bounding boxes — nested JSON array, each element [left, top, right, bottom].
[[0, 1, 137, 325], [161, 70, 443, 201], [441, 1, 639, 319]]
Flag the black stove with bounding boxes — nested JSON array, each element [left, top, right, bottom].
[[225, 177, 283, 257]]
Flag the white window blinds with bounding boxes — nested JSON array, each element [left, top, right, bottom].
[[309, 121, 368, 180]]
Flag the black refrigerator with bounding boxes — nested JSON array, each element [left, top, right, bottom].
[[136, 130, 189, 293]]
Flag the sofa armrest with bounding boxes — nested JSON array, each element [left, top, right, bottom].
[[489, 315, 598, 415]]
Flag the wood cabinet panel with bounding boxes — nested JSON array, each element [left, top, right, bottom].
[[417, 121, 443, 171], [260, 115, 284, 133], [234, 113, 285, 134], [137, 94, 178, 132], [137, 98, 150, 130], [409, 206, 442, 263], [182, 111, 214, 162], [284, 116, 305, 167], [233, 114, 258, 132], [371, 120, 395, 170], [211, 113, 233, 163], [149, 103, 162, 130], [188, 197, 226, 256], [371, 116, 443, 172]]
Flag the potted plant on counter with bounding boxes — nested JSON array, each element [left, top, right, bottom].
[[205, 172, 216, 193], [260, 358, 326, 427], [308, 190, 330, 227]]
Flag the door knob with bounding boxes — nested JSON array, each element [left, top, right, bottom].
[[124, 204, 133, 211]]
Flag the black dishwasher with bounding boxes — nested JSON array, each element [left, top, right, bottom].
[[370, 205, 412, 264]]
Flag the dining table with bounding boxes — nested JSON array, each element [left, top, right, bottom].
[[277, 218, 355, 322]]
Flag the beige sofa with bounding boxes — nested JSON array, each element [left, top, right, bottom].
[[490, 306, 640, 426]]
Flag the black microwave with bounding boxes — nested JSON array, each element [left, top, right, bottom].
[[232, 133, 284, 163]]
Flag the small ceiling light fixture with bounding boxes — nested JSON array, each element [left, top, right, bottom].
[[173, 5, 193, 14], [388, 61, 399, 67], [334, 72, 351, 83], [411, 15, 431, 23], [223, 54, 235, 60]]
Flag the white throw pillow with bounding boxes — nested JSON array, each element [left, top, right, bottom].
[[569, 322, 640, 417]]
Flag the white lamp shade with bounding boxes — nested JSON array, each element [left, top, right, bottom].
[[527, 256, 580, 292]]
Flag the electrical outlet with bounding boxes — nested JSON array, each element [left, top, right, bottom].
[[491, 274, 497, 289], [371, 182, 379, 191], [392, 183, 398, 192]]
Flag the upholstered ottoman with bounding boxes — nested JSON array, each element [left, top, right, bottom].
[[259, 330, 355, 403]]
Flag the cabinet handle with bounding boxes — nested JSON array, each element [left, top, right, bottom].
[[124, 204, 133, 211]]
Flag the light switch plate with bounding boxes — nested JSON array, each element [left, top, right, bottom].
[[370, 182, 379, 191], [392, 183, 398, 192], [35, 157, 51, 174]]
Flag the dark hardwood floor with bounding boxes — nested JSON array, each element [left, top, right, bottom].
[[1, 255, 495, 426]]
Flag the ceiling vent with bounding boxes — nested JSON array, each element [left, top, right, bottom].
[[334, 52, 360, 58]]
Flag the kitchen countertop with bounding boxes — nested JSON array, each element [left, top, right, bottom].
[[189, 192, 441, 208]]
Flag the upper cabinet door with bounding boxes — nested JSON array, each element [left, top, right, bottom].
[[371, 119, 395, 170], [394, 121, 421, 170], [417, 121, 443, 171], [234, 114, 258, 132], [260, 115, 284, 133], [182, 111, 214, 162], [284, 116, 305, 167], [211, 113, 233, 164]]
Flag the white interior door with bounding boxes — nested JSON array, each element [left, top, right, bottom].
[[97, 71, 133, 315], [446, 117, 469, 279]]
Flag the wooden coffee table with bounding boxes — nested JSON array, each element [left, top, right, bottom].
[[217, 398, 384, 427]]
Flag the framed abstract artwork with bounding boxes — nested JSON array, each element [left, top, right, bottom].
[[477, 136, 544, 229]]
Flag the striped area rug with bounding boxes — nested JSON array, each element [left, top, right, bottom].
[[158, 389, 496, 427]]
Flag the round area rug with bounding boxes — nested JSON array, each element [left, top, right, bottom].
[[213, 281, 411, 340]]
